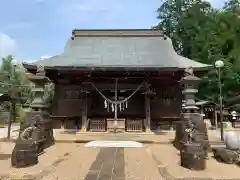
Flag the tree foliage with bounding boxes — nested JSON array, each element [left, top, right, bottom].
[[0, 55, 55, 124], [154, 0, 240, 102], [0, 55, 32, 122]]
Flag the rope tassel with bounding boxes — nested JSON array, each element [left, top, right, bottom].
[[111, 103, 114, 112], [104, 100, 107, 108]]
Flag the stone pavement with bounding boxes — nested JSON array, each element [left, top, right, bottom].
[[0, 141, 240, 180]]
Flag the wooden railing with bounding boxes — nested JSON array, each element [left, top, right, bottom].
[[89, 119, 106, 132], [126, 119, 143, 132]]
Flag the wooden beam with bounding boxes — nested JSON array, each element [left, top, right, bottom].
[[144, 94, 151, 132], [56, 83, 147, 91]]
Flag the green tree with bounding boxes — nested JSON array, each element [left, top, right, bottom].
[[154, 0, 240, 102], [0, 55, 32, 123]]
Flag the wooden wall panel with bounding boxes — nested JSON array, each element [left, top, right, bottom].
[[150, 83, 181, 119], [51, 79, 182, 120], [52, 85, 84, 117]]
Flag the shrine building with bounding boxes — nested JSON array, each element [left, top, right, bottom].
[[23, 29, 211, 132]]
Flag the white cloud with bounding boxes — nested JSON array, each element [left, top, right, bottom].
[[40, 55, 52, 60], [0, 32, 17, 59]]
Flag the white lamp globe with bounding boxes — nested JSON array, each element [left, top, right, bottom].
[[215, 60, 224, 68]]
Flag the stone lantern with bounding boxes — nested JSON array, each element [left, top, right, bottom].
[[174, 67, 209, 170], [23, 65, 55, 149]]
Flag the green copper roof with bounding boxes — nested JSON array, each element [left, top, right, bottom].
[[23, 29, 211, 70]]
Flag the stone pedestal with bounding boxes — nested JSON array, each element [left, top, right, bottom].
[[212, 147, 239, 164], [180, 151, 205, 170], [11, 140, 38, 168], [180, 143, 206, 170]]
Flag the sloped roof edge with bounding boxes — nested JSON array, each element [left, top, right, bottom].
[[22, 29, 212, 71]]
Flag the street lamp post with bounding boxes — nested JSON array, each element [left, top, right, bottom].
[[215, 60, 224, 141]]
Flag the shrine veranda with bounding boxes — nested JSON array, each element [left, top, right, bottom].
[[22, 29, 211, 133]]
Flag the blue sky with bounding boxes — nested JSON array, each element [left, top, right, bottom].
[[0, 0, 226, 62]]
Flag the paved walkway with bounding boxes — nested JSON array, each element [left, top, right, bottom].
[[1, 142, 240, 180]]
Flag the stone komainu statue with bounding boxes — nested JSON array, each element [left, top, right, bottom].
[[11, 119, 45, 168], [21, 111, 55, 149]]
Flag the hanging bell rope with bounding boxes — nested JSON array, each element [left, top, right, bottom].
[[90, 81, 145, 105]]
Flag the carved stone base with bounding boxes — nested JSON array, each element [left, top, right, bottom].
[[212, 147, 239, 164], [180, 143, 206, 170], [180, 151, 206, 170], [11, 140, 38, 168]]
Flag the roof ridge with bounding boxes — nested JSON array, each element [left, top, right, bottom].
[[71, 29, 165, 40]]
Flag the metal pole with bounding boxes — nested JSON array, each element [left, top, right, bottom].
[[114, 78, 118, 127], [218, 68, 224, 141], [7, 104, 11, 139], [214, 105, 218, 129]]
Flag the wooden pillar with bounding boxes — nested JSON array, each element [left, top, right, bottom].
[[81, 93, 88, 132], [145, 94, 151, 132], [114, 78, 118, 126]]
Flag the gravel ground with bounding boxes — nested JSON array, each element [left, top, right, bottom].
[[0, 130, 240, 180]]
